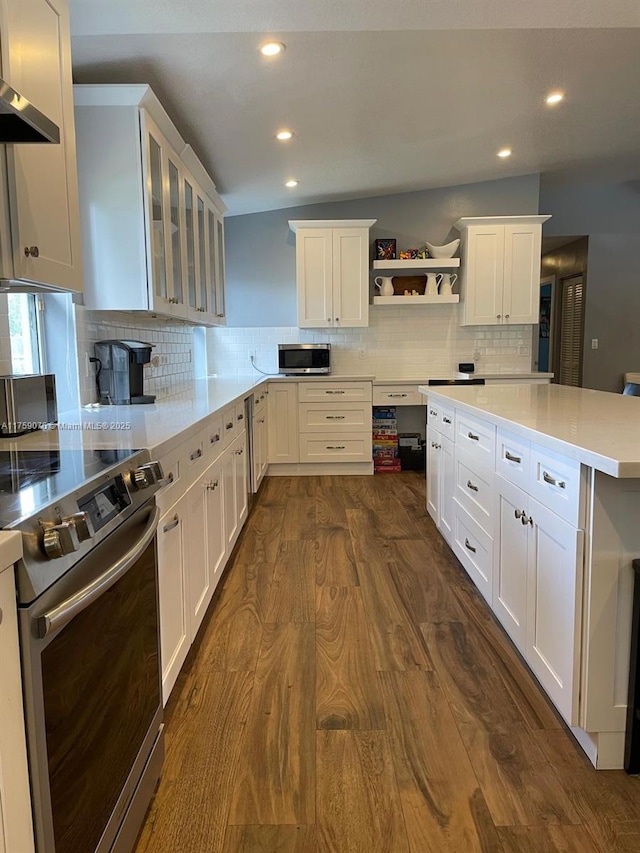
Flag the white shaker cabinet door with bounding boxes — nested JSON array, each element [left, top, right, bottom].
[[332, 228, 369, 327], [204, 458, 226, 592], [426, 427, 441, 523], [157, 496, 189, 704], [461, 225, 504, 326], [184, 477, 211, 639], [494, 476, 529, 654], [4, 0, 83, 291], [502, 223, 541, 324], [439, 434, 455, 545], [296, 228, 333, 328], [526, 496, 583, 726], [268, 382, 299, 464], [234, 431, 249, 531]]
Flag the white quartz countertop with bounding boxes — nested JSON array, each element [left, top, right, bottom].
[[0, 531, 23, 571], [419, 383, 640, 478], [373, 372, 553, 384]]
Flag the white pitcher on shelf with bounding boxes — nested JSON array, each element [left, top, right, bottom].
[[439, 273, 458, 296], [425, 272, 443, 296], [374, 276, 394, 297]]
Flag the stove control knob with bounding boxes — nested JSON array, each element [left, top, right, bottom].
[[43, 522, 80, 559], [62, 512, 95, 542], [131, 461, 164, 490]]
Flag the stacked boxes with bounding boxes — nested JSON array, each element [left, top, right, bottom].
[[372, 407, 401, 473]]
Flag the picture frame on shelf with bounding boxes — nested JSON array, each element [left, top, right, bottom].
[[374, 238, 396, 260]]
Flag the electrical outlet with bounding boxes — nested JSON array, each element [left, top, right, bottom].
[[591, 338, 599, 350], [357, 349, 366, 360]]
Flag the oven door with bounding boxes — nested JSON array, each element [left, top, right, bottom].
[[20, 501, 163, 853]]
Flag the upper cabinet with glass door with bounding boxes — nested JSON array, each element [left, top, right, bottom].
[[73, 84, 226, 325]]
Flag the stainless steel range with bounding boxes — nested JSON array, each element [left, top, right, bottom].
[[2, 447, 165, 853]]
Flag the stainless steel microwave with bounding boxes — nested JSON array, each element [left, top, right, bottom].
[[278, 343, 331, 375]]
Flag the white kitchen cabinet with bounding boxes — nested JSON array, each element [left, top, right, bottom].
[[74, 84, 226, 325], [0, 0, 82, 291], [157, 494, 189, 704], [289, 219, 376, 328], [223, 430, 248, 552], [268, 382, 299, 464], [252, 394, 269, 492], [454, 216, 550, 326], [426, 426, 441, 522], [426, 426, 454, 545], [235, 431, 249, 531], [204, 457, 226, 589], [494, 476, 529, 653], [183, 475, 211, 638]]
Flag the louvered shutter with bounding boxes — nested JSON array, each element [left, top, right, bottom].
[[559, 275, 584, 387]]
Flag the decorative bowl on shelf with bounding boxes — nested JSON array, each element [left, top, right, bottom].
[[424, 238, 460, 259]]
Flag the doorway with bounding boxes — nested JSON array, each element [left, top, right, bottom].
[[534, 276, 555, 372], [558, 274, 585, 386]]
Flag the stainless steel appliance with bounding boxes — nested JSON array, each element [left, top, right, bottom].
[[94, 341, 155, 405], [278, 343, 331, 375], [4, 447, 165, 853], [0, 373, 57, 436], [0, 77, 60, 143]]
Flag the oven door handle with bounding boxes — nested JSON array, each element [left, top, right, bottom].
[[37, 505, 160, 640]]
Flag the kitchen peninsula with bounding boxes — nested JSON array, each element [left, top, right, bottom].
[[420, 382, 640, 769]]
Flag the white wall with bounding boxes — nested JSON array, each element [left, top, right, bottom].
[[0, 296, 13, 374], [208, 305, 532, 380]]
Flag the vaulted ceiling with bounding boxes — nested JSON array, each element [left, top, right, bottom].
[[69, 1, 640, 215]]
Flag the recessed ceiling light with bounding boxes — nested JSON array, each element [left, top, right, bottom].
[[285, 179, 299, 188], [497, 148, 512, 159], [260, 41, 285, 57], [545, 91, 565, 105], [276, 129, 294, 141]]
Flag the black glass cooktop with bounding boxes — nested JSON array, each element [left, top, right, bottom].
[[0, 448, 141, 529]]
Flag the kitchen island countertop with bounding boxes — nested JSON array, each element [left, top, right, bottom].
[[420, 382, 640, 478]]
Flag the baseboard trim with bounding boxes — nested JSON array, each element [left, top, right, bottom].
[[267, 462, 374, 476]]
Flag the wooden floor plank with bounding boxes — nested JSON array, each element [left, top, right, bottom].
[[265, 541, 316, 623], [315, 525, 359, 587], [423, 621, 581, 827], [380, 670, 504, 853], [135, 671, 254, 853], [222, 825, 316, 852], [316, 586, 386, 730], [316, 729, 410, 853], [283, 495, 317, 541], [229, 622, 315, 826], [389, 539, 466, 623], [346, 508, 396, 563], [229, 504, 285, 568], [497, 825, 600, 853], [357, 559, 432, 671]]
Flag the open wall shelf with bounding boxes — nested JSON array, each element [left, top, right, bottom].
[[372, 258, 460, 270], [373, 294, 459, 305]]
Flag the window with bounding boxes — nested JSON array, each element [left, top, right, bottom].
[[8, 293, 43, 375]]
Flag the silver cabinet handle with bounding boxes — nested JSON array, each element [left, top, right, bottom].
[[467, 431, 480, 441], [159, 471, 174, 487], [258, 418, 265, 424], [464, 538, 476, 553], [429, 408, 438, 416], [505, 314, 510, 319], [505, 451, 522, 463], [326, 445, 346, 450], [237, 413, 244, 421], [236, 447, 244, 455], [163, 513, 180, 533], [543, 471, 566, 488], [522, 513, 533, 526], [388, 393, 407, 398], [39, 506, 160, 639], [326, 415, 345, 420], [189, 448, 203, 461], [210, 433, 220, 444], [442, 416, 452, 424], [225, 421, 234, 430], [207, 480, 219, 491], [514, 508, 524, 519], [497, 314, 502, 319], [466, 480, 479, 492], [24, 245, 40, 258], [326, 390, 346, 394]]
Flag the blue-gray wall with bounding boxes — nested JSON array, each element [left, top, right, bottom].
[[540, 177, 640, 392], [225, 173, 541, 327]]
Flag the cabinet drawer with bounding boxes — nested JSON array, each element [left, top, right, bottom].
[[298, 381, 372, 403], [529, 445, 582, 526], [455, 410, 496, 466], [452, 499, 493, 605], [184, 428, 208, 480], [253, 387, 268, 415], [156, 445, 183, 514], [454, 447, 494, 535], [373, 385, 421, 406], [496, 428, 531, 492], [299, 432, 372, 463], [221, 404, 238, 448], [204, 413, 224, 461], [427, 399, 441, 429], [299, 402, 371, 433]]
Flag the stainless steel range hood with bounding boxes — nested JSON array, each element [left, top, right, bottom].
[[0, 78, 59, 144]]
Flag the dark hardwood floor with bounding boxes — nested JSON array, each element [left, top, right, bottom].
[[135, 473, 640, 853]]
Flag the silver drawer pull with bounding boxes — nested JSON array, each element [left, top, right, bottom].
[[326, 445, 346, 450], [225, 421, 234, 430], [467, 431, 480, 441], [258, 418, 265, 424], [464, 538, 477, 553], [466, 480, 479, 492], [210, 433, 220, 444], [543, 471, 566, 488], [442, 416, 452, 424], [429, 408, 438, 416], [326, 415, 345, 420], [163, 514, 180, 533], [159, 472, 174, 487], [505, 451, 522, 463], [514, 508, 524, 519], [326, 390, 346, 394], [207, 480, 219, 491], [236, 447, 244, 456], [189, 448, 202, 461], [388, 393, 407, 397], [237, 413, 244, 421], [522, 513, 533, 526]]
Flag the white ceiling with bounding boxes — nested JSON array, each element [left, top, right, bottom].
[[69, 1, 640, 215]]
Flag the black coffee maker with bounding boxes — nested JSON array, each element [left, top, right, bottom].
[[94, 340, 156, 405]]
